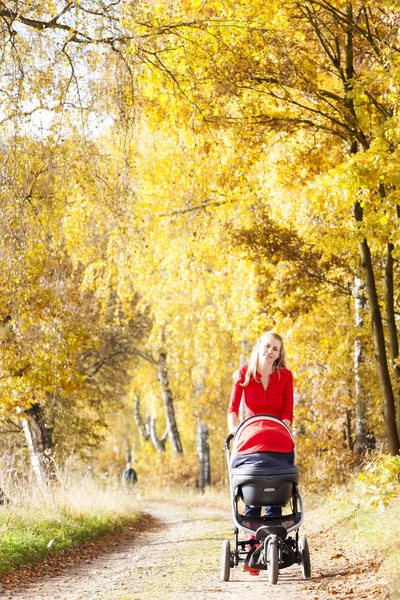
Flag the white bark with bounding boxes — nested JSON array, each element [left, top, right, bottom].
[[21, 418, 46, 491], [354, 275, 367, 452]]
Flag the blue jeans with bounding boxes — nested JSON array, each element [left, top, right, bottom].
[[245, 505, 282, 517]]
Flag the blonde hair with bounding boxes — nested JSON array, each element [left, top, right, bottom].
[[241, 331, 287, 387]]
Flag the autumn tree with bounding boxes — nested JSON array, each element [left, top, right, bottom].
[[128, 0, 400, 455], [0, 130, 153, 483], [2, 0, 400, 488]]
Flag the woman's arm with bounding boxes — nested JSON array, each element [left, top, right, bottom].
[[227, 411, 238, 435], [227, 366, 246, 430]]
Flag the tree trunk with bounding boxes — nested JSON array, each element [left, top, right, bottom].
[[133, 395, 168, 452], [344, 409, 354, 452], [385, 241, 400, 437], [158, 352, 183, 454], [149, 416, 168, 453], [345, 13, 398, 455], [353, 276, 369, 453], [378, 184, 400, 438], [196, 418, 211, 491], [353, 200, 399, 455], [21, 402, 54, 488], [133, 395, 150, 440]]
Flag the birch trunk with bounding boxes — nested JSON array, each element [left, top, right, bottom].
[[133, 396, 167, 452], [385, 241, 400, 437], [149, 416, 168, 453], [21, 402, 54, 488], [133, 396, 150, 440], [353, 276, 368, 453], [196, 418, 210, 491], [158, 352, 183, 454], [345, 409, 354, 451]]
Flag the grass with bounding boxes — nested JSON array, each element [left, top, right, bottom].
[[0, 474, 141, 574], [141, 484, 230, 511], [320, 486, 400, 599]]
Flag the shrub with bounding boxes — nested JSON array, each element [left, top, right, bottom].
[[355, 454, 400, 508]]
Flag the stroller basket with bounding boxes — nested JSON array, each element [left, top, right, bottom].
[[231, 466, 299, 506]]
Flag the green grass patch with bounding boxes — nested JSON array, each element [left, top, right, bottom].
[[0, 478, 141, 575], [0, 511, 136, 574]]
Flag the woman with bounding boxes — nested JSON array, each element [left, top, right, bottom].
[[227, 331, 294, 575], [227, 331, 294, 515]]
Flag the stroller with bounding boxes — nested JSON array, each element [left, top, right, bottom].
[[222, 414, 311, 585]]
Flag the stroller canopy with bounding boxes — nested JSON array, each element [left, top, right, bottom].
[[231, 414, 295, 460]]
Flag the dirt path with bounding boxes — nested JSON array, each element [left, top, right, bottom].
[[1, 499, 389, 600]]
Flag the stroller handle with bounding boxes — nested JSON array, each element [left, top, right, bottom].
[[224, 433, 234, 451]]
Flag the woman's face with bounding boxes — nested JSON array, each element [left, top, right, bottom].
[[257, 334, 282, 368]]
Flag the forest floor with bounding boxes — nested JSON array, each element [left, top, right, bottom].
[[0, 494, 391, 600]]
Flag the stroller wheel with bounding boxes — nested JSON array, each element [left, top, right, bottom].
[[267, 538, 279, 585], [299, 535, 311, 579], [220, 539, 231, 581]]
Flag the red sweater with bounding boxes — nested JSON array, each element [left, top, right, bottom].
[[228, 365, 294, 425]]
